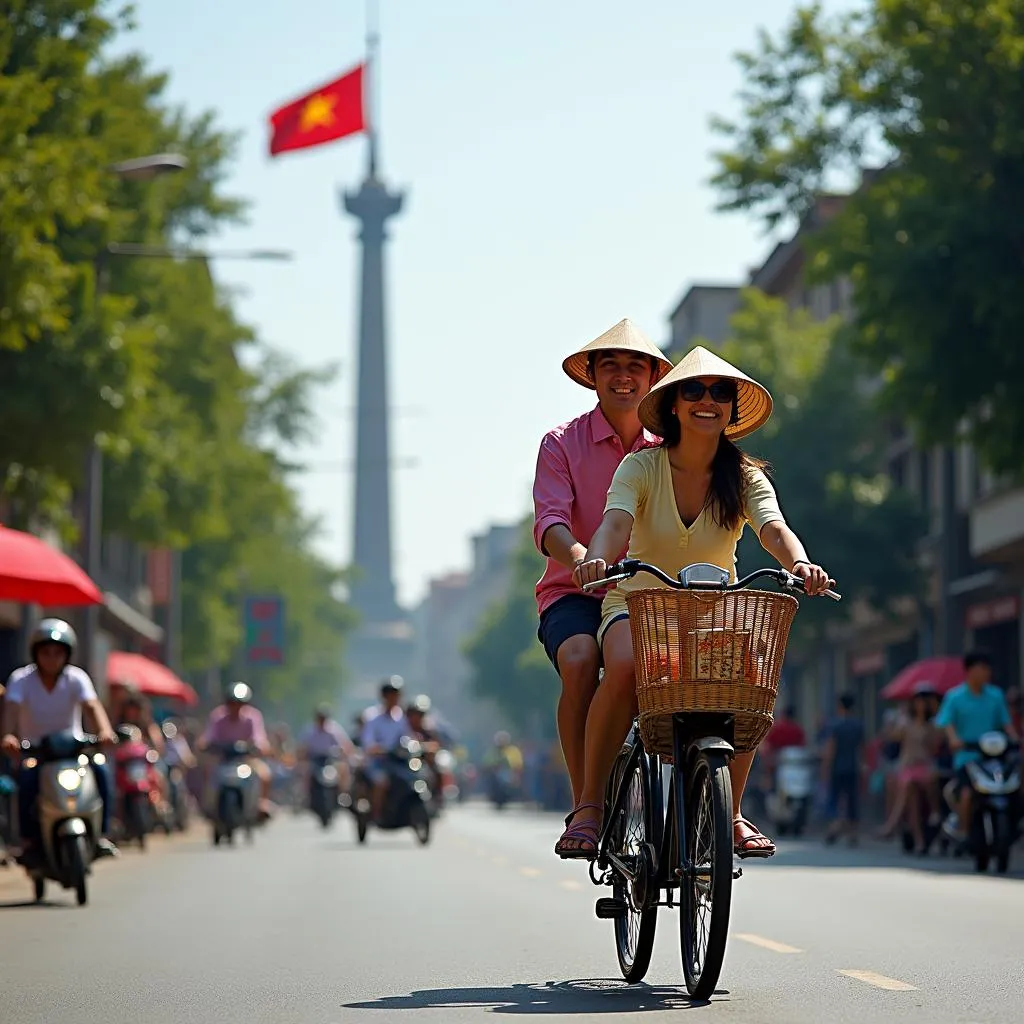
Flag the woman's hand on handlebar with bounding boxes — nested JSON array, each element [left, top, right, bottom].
[[572, 557, 608, 590], [792, 561, 833, 597]]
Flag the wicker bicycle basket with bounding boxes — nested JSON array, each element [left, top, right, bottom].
[[625, 587, 799, 760]]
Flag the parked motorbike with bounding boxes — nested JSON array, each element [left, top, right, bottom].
[[113, 724, 160, 849], [765, 747, 815, 836], [309, 750, 341, 829], [20, 732, 105, 906], [944, 732, 1021, 874], [210, 741, 260, 847], [352, 737, 432, 845]]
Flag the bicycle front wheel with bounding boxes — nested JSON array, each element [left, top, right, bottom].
[[678, 750, 733, 1000], [607, 745, 658, 984]]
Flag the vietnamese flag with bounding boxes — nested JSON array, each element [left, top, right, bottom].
[[268, 64, 367, 157]]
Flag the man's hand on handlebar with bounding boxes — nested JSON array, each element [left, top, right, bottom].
[[791, 561, 833, 597], [572, 557, 608, 591], [1, 733, 20, 757]]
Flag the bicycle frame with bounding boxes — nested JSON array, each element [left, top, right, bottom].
[[596, 712, 736, 899]]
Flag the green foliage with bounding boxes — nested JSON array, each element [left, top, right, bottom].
[[718, 290, 925, 647], [463, 520, 559, 733], [711, 0, 1024, 474], [0, 0, 354, 707]]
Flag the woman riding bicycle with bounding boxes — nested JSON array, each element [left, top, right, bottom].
[[557, 345, 833, 859]]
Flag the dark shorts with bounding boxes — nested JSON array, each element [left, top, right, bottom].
[[537, 593, 603, 669]]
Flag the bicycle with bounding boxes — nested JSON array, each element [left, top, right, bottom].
[[583, 559, 840, 999]]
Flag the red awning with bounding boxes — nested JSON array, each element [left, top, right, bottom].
[[106, 651, 199, 706], [880, 656, 964, 701], [0, 526, 103, 606]]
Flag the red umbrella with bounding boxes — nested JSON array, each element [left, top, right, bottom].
[[0, 525, 103, 606], [880, 656, 964, 701], [107, 651, 199, 707]]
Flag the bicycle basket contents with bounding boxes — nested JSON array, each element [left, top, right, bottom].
[[626, 588, 799, 759]]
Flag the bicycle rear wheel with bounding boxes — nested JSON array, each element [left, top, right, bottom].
[[678, 750, 733, 1000], [607, 745, 658, 984]]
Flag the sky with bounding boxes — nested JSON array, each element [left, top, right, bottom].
[[114, 0, 837, 608]]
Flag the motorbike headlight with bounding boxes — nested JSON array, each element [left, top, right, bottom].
[[414, 780, 429, 794], [236, 764, 253, 780], [435, 751, 454, 770], [57, 768, 83, 792], [978, 732, 1008, 758], [408, 758, 423, 772]]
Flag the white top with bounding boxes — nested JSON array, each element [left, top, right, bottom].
[[5, 664, 98, 744], [361, 706, 411, 751], [298, 721, 352, 757]]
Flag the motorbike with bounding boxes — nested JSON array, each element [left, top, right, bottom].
[[0, 767, 17, 867], [943, 732, 1021, 874], [352, 737, 432, 845], [113, 725, 160, 849], [20, 732, 106, 906], [431, 747, 459, 814], [765, 747, 815, 836], [309, 750, 342, 829], [486, 763, 516, 810], [210, 741, 260, 847]]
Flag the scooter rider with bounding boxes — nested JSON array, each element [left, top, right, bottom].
[[936, 650, 1019, 840], [196, 682, 275, 818], [361, 677, 412, 823], [298, 704, 356, 796], [0, 619, 119, 863]]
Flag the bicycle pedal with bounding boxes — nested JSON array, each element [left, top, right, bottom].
[[595, 897, 628, 920]]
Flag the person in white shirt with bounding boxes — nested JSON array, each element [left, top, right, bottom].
[[1, 619, 119, 862], [360, 677, 412, 822]]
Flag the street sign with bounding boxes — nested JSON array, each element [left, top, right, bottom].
[[243, 595, 285, 666]]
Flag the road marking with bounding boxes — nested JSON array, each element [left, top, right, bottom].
[[559, 879, 583, 891], [519, 866, 543, 878], [837, 970, 918, 991], [734, 933, 803, 954]]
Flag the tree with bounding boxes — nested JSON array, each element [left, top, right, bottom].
[[463, 520, 560, 734], [711, 0, 1024, 474], [717, 290, 925, 648], [0, 0, 356, 714]]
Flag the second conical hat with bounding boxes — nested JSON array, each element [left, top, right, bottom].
[[638, 345, 773, 440]]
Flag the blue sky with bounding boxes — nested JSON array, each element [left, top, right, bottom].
[[117, 0, 835, 607]]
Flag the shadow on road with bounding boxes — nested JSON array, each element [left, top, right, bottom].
[[343, 978, 728, 1014]]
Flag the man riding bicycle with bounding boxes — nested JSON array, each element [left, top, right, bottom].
[[533, 320, 672, 811]]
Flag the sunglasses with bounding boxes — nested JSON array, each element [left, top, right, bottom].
[[679, 379, 737, 404]]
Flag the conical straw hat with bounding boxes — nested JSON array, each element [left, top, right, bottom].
[[638, 345, 773, 440], [562, 319, 673, 389]]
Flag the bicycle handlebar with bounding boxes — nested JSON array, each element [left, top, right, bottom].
[[581, 559, 841, 602]]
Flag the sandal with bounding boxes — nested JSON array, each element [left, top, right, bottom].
[[733, 817, 776, 859], [555, 803, 601, 860]]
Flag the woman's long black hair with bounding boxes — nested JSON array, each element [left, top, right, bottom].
[[656, 383, 770, 533]]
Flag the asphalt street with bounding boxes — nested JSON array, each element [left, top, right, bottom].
[[0, 802, 1020, 1023]]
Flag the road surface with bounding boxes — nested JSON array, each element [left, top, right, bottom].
[[0, 803, 1019, 1022]]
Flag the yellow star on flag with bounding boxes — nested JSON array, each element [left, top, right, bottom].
[[299, 93, 337, 133]]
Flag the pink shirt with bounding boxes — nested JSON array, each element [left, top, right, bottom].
[[532, 404, 660, 614], [200, 705, 269, 750]]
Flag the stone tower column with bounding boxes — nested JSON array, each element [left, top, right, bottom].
[[342, 174, 404, 629]]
